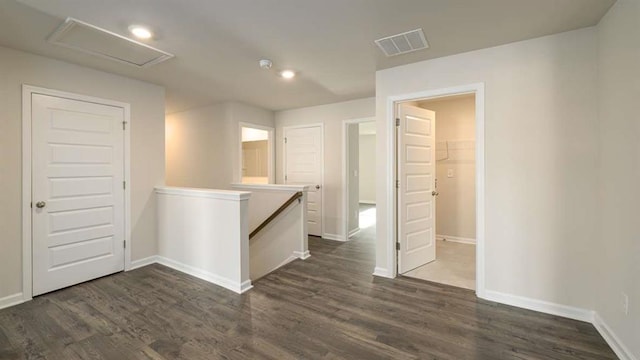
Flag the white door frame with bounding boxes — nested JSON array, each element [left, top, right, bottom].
[[238, 122, 275, 184], [342, 117, 375, 241], [386, 83, 485, 297], [282, 123, 325, 238], [21, 85, 132, 302]]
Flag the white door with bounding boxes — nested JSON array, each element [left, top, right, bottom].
[[397, 104, 436, 274], [284, 125, 323, 236], [32, 94, 126, 296]]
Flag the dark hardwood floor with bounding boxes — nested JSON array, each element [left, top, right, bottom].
[[0, 230, 616, 359]]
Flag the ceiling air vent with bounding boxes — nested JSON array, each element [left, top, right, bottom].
[[47, 18, 174, 68], [375, 28, 429, 57]]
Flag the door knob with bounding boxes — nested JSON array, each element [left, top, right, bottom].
[[35, 201, 46, 208], [431, 191, 439, 197], [315, 185, 321, 190]]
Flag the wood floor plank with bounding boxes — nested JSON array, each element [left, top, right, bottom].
[[0, 235, 617, 359]]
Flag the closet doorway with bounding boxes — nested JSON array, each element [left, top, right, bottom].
[[397, 93, 478, 291]]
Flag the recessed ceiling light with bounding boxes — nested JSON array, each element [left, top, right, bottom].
[[280, 70, 295, 79], [128, 25, 152, 39]]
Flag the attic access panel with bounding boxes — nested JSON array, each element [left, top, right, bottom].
[[47, 18, 174, 67]]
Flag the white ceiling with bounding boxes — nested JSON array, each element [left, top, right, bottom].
[[0, 0, 614, 113]]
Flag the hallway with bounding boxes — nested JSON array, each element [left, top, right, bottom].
[[0, 230, 616, 359]]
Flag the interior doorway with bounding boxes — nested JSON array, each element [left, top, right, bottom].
[[239, 123, 274, 184], [343, 118, 377, 243], [395, 92, 479, 291]]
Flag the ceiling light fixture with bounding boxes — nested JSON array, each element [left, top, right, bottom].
[[259, 59, 273, 70], [129, 25, 152, 39], [280, 70, 295, 79]]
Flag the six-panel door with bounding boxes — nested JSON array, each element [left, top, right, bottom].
[[397, 104, 437, 274], [32, 94, 125, 296]]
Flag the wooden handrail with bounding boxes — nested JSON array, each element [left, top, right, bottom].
[[249, 191, 303, 239]]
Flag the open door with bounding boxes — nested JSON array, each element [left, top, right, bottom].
[[397, 104, 436, 274]]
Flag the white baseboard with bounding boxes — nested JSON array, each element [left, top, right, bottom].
[[130, 255, 159, 270], [156, 256, 253, 294], [0, 293, 25, 310], [322, 233, 346, 241], [293, 250, 311, 260], [359, 200, 376, 205], [593, 312, 637, 360], [482, 290, 635, 358], [436, 234, 476, 244], [373, 267, 393, 279], [348, 228, 360, 238], [482, 290, 594, 322]]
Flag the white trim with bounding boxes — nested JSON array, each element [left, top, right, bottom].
[[348, 228, 361, 238], [293, 250, 311, 260], [156, 256, 253, 294], [373, 267, 393, 278], [154, 186, 251, 201], [238, 122, 275, 184], [593, 313, 637, 360], [342, 117, 376, 242], [130, 255, 159, 270], [21, 86, 32, 302], [483, 290, 594, 322], [359, 200, 376, 205], [0, 293, 25, 310], [322, 233, 346, 242], [384, 83, 486, 299], [436, 234, 476, 245], [123, 103, 132, 271], [21, 85, 132, 301], [231, 183, 309, 192], [283, 123, 325, 237]]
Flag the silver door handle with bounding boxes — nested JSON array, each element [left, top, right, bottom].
[[315, 185, 321, 190], [431, 191, 439, 197], [35, 201, 46, 208]]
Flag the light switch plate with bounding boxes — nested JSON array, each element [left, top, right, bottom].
[[447, 169, 454, 178]]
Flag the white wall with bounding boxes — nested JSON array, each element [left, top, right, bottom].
[[419, 96, 476, 240], [166, 102, 275, 189], [376, 28, 599, 311], [275, 98, 375, 239], [231, 184, 310, 280], [166, 103, 228, 188], [156, 187, 251, 293], [0, 45, 165, 300], [359, 134, 376, 204], [595, 0, 640, 357]]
